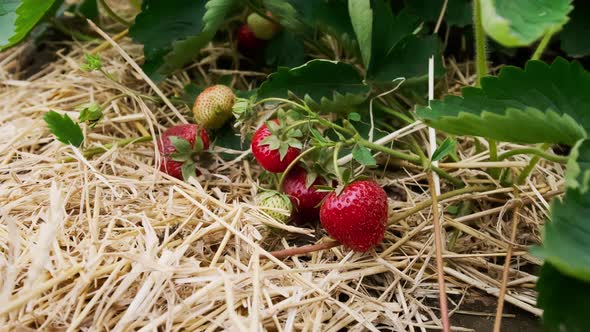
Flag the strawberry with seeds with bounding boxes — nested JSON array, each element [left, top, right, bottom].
[[256, 190, 293, 224], [251, 119, 302, 173], [237, 24, 266, 54], [282, 166, 330, 223], [193, 85, 236, 129], [320, 180, 388, 252], [246, 12, 280, 41], [157, 124, 210, 181]]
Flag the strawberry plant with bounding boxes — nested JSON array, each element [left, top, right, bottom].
[[4, 0, 590, 331]]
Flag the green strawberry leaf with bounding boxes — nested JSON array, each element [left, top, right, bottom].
[[202, 0, 239, 31], [44, 110, 84, 147], [537, 262, 590, 332], [406, 0, 472, 27], [348, 0, 372, 69], [560, 0, 590, 57], [290, 0, 355, 49], [305, 91, 366, 114], [368, 34, 444, 83], [417, 58, 590, 145], [566, 139, 590, 193], [214, 123, 250, 161], [533, 187, 590, 282], [0, 0, 57, 51], [348, 112, 361, 122], [264, 30, 306, 68], [169, 136, 192, 154], [348, 1, 443, 82], [257, 59, 369, 108], [352, 144, 377, 166], [181, 161, 197, 181], [431, 137, 456, 162], [263, 0, 301, 31], [479, 0, 572, 47], [75, 0, 98, 20], [130, 0, 233, 81]]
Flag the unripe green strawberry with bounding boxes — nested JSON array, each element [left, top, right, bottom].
[[192, 85, 235, 129], [256, 191, 292, 224], [247, 12, 280, 40]]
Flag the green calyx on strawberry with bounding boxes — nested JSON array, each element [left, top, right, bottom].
[[256, 190, 293, 224], [319, 179, 388, 252], [251, 114, 303, 173], [281, 165, 333, 224], [192, 85, 236, 129], [157, 124, 210, 181], [246, 12, 280, 41]]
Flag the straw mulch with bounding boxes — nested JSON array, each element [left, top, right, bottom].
[[0, 26, 562, 331]]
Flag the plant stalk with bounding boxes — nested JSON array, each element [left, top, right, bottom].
[[531, 31, 554, 61], [516, 143, 552, 184], [498, 147, 567, 164], [277, 146, 319, 189], [63, 135, 152, 162], [473, 0, 488, 87], [98, 0, 132, 26]]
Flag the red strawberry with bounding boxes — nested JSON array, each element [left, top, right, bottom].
[[157, 124, 210, 180], [320, 180, 388, 252], [192, 85, 235, 129], [251, 119, 301, 173], [282, 166, 330, 223], [246, 12, 280, 40], [237, 24, 266, 54]]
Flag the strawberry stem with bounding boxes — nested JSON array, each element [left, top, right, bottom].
[[358, 137, 464, 187], [277, 146, 319, 190], [516, 143, 552, 184], [357, 138, 421, 164], [282, 119, 320, 133], [498, 146, 567, 163], [333, 143, 343, 183], [63, 135, 152, 162], [253, 98, 308, 112]]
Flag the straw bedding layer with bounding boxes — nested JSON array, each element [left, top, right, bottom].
[[0, 30, 562, 331]]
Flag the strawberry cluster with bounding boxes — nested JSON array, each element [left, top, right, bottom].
[[155, 11, 389, 253]]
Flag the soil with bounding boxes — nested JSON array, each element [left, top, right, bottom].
[[427, 293, 542, 332]]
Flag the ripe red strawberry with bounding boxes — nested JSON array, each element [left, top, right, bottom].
[[192, 85, 235, 129], [282, 166, 330, 223], [251, 119, 302, 173], [256, 190, 293, 224], [237, 24, 266, 54], [246, 12, 280, 40], [157, 124, 210, 180], [320, 180, 388, 252]]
